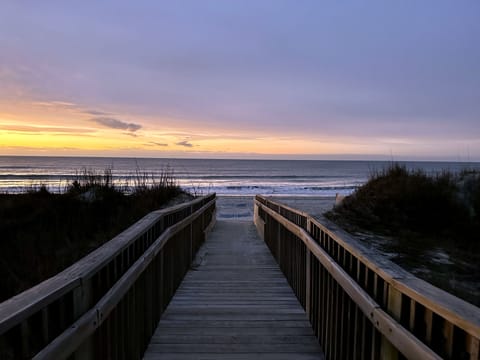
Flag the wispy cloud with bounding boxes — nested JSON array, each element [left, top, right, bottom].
[[146, 141, 168, 147], [32, 101, 110, 118], [176, 140, 193, 148], [33, 101, 113, 117], [29, 100, 144, 136], [91, 117, 142, 132], [32, 101, 77, 108], [0, 145, 83, 151], [0, 124, 95, 134], [123, 132, 140, 138], [83, 109, 109, 116]]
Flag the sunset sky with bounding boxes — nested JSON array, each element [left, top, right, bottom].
[[1, 1, 479, 160]]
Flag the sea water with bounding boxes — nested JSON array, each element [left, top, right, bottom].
[[0, 156, 478, 196]]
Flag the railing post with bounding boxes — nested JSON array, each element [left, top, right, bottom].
[[306, 219, 312, 317], [190, 222, 193, 262], [20, 320, 29, 358], [72, 279, 94, 359], [277, 222, 281, 263], [253, 201, 265, 239], [159, 251, 165, 313], [380, 286, 402, 360], [467, 336, 479, 360]]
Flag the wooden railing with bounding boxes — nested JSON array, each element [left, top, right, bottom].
[[0, 194, 216, 360], [254, 195, 480, 360]]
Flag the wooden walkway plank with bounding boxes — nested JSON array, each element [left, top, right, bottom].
[[144, 220, 324, 360]]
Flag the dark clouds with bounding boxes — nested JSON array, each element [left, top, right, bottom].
[[91, 117, 142, 132]]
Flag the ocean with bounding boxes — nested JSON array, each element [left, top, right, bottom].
[[0, 156, 479, 196]]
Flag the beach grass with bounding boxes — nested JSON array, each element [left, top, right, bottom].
[[325, 163, 480, 305], [327, 164, 480, 248], [0, 168, 187, 302]]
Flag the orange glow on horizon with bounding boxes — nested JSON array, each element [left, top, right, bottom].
[[1, 121, 363, 157], [1, 101, 461, 160], [0, 103, 362, 157]]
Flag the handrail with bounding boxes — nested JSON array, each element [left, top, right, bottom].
[[258, 202, 439, 360], [309, 216, 480, 339], [0, 194, 216, 359], [33, 200, 213, 359], [0, 210, 160, 334], [0, 194, 212, 331], [254, 195, 480, 360]]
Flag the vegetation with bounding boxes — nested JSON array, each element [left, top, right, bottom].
[[326, 164, 480, 305], [0, 168, 187, 302], [327, 164, 480, 250]]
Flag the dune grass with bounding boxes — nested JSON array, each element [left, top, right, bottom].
[[327, 164, 480, 249], [0, 168, 187, 302], [325, 164, 480, 305]]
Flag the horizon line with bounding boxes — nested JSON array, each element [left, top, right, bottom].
[[0, 154, 479, 163]]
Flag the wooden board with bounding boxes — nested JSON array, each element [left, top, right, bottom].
[[144, 220, 324, 360]]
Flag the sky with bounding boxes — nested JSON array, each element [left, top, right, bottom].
[[0, 1, 479, 161]]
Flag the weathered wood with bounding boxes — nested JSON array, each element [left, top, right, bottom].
[[306, 249, 312, 319], [256, 195, 480, 360], [381, 286, 402, 359], [0, 195, 214, 336], [146, 343, 322, 353], [467, 335, 479, 360], [4, 192, 478, 360], [256, 198, 443, 360], [144, 220, 324, 359], [153, 327, 315, 336], [0, 277, 81, 335], [33, 199, 215, 359], [0, 194, 215, 360], [311, 212, 480, 340], [145, 353, 322, 360]]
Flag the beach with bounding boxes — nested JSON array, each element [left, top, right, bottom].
[[216, 195, 335, 220]]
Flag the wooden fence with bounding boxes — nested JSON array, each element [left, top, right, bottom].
[[0, 194, 216, 360], [254, 195, 480, 360]]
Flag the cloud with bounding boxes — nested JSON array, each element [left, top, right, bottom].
[[124, 132, 139, 138], [176, 140, 193, 148], [146, 142, 168, 147], [32, 101, 77, 108], [0, 124, 95, 134], [32, 101, 112, 118], [84, 109, 109, 116], [91, 117, 142, 132]]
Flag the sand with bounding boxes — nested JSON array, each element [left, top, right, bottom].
[[216, 195, 335, 221]]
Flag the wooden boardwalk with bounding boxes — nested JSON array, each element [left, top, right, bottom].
[[144, 220, 324, 359]]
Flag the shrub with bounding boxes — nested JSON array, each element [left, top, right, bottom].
[[326, 164, 479, 249]]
